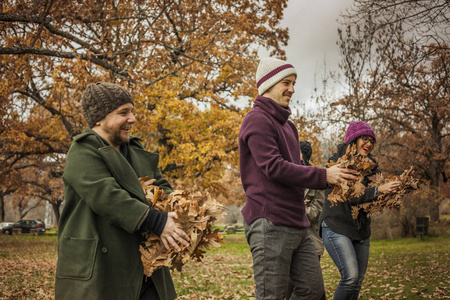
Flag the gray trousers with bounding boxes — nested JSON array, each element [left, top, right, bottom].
[[244, 218, 325, 300]]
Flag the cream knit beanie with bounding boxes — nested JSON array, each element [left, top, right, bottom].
[[256, 58, 297, 95]]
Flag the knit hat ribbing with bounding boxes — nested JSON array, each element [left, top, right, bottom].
[[345, 121, 377, 144], [256, 58, 297, 96], [81, 82, 134, 128]]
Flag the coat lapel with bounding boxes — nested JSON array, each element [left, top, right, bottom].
[[98, 146, 147, 203], [129, 147, 160, 179]]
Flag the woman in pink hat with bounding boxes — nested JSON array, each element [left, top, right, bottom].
[[320, 121, 400, 300]]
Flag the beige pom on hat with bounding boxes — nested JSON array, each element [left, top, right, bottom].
[[256, 57, 297, 96], [81, 82, 134, 128]]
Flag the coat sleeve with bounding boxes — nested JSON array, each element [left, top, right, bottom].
[[306, 189, 325, 223], [63, 141, 149, 234], [348, 187, 377, 205], [153, 168, 173, 196], [349, 166, 380, 205]]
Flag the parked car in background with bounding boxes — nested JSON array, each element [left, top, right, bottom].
[[1, 219, 46, 235], [0, 222, 14, 230]]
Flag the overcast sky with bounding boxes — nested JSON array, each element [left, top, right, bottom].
[[261, 0, 355, 110]]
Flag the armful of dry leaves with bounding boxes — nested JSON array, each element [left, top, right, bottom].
[[351, 166, 419, 219], [138, 177, 226, 276], [326, 144, 378, 205]]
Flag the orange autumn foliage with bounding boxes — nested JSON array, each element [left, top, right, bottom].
[[0, 0, 291, 218]]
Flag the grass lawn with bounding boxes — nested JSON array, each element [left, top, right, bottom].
[[0, 233, 448, 299]]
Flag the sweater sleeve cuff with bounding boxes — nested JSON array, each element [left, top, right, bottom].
[[136, 208, 150, 231], [139, 208, 168, 236], [320, 168, 328, 189]]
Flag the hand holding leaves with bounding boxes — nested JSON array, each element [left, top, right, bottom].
[[351, 167, 419, 219], [326, 144, 378, 205], [138, 177, 226, 276]]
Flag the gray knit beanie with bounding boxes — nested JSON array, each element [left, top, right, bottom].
[[81, 82, 134, 128], [256, 58, 297, 95]]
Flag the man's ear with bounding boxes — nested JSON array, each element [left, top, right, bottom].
[[262, 86, 272, 97]]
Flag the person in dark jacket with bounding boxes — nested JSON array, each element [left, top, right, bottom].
[[55, 82, 190, 300], [286, 141, 326, 299], [239, 57, 359, 300], [299, 141, 326, 258], [321, 121, 400, 300]]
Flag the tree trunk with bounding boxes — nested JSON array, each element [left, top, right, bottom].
[[429, 176, 441, 222], [429, 201, 440, 222], [0, 194, 4, 222], [52, 202, 61, 225], [400, 216, 413, 237]]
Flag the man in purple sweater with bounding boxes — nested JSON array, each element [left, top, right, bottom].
[[239, 57, 358, 300]]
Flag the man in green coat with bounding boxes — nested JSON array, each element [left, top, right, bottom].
[[55, 82, 189, 300]]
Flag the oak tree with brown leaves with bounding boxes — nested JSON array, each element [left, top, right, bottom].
[[0, 0, 291, 221], [321, 0, 449, 221]]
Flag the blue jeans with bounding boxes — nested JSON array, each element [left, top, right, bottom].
[[244, 218, 324, 300], [321, 222, 370, 300]]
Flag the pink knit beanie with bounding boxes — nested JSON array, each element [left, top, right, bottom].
[[345, 121, 376, 144]]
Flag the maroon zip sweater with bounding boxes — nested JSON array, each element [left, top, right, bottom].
[[239, 95, 327, 228]]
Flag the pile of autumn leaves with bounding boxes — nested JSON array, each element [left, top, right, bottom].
[[327, 144, 420, 219], [139, 178, 226, 276]]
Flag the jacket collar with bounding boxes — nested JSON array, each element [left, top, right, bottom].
[[254, 95, 291, 124], [74, 127, 142, 147], [73, 128, 147, 203]]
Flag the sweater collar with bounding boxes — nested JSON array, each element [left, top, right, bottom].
[[254, 95, 291, 124]]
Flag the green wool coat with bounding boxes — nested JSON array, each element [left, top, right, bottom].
[[55, 128, 176, 300]]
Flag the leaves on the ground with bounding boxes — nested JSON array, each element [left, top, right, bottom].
[[139, 177, 226, 276], [351, 166, 420, 219], [326, 144, 378, 205], [1, 233, 450, 299]]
